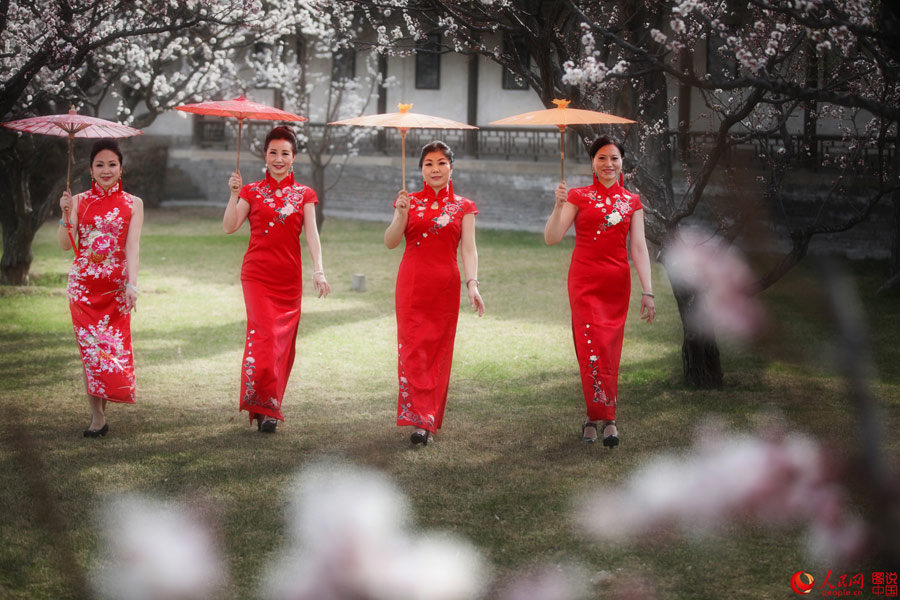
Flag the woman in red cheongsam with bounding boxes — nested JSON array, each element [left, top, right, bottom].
[[385, 141, 485, 445], [58, 139, 144, 438], [545, 136, 656, 447], [223, 126, 331, 433]]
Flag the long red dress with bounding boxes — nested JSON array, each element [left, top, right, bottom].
[[66, 180, 136, 403], [237, 171, 318, 422], [567, 175, 642, 421], [395, 183, 477, 433]]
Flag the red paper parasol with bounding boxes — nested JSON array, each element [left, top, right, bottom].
[[2, 108, 143, 253], [329, 103, 478, 191], [488, 99, 635, 182], [174, 95, 307, 171]]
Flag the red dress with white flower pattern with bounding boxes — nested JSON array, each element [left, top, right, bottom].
[[67, 180, 136, 403], [567, 176, 642, 421], [237, 171, 318, 422], [395, 183, 477, 433]]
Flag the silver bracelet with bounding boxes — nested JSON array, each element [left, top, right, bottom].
[[312, 270, 324, 276], [125, 282, 139, 293], [641, 291, 654, 297]]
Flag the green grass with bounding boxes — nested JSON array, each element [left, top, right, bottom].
[[1, 207, 898, 599]]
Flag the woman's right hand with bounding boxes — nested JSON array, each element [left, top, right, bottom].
[[554, 182, 567, 208], [228, 171, 242, 193], [394, 190, 410, 216], [60, 190, 74, 215]]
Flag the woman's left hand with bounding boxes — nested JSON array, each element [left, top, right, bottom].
[[640, 294, 656, 324], [468, 284, 485, 317], [313, 271, 331, 298]]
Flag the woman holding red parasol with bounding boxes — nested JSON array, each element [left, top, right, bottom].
[[544, 136, 655, 447], [223, 125, 330, 433], [385, 141, 485, 445], [58, 139, 143, 437]]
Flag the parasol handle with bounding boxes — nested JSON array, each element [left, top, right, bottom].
[[400, 129, 408, 192], [64, 134, 77, 255], [558, 126, 566, 183], [236, 118, 243, 172]]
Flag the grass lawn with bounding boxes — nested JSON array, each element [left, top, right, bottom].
[[1, 206, 898, 599]]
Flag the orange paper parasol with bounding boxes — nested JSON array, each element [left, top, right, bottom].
[[2, 108, 143, 253], [175, 95, 306, 171], [329, 103, 478, 191], [489, 99, 635, 181]]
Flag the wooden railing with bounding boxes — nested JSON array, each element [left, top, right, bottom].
[[194, 118, 896, 172]]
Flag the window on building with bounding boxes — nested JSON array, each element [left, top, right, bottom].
[[332, 46, 356, 82], [415, 33, 441, 89], [502, 35, 530, 90]]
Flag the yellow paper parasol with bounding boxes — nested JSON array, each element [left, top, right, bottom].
[[329, 103, 478, 191], [488, 99, 635, 181]]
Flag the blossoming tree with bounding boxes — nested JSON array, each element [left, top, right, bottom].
[[335, 0, 900, 387]]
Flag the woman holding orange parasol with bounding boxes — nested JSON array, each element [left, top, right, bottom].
[[223, 125, 330, 433], [58, 139, 143, 437], [544, 136, 655, 447], [385, 141, 485, 445]]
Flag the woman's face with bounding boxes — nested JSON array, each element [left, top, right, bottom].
[[421, 150, 452, 192], [266, 139, 295, 181], [90, 149, 122, 190], [592, 144, 622, 186]]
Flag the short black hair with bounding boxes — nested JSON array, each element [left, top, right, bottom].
[[418, 140, 454, 168], [90, 139, 123, 164], [588, 136, 625, 160], [265, 125, 297, 155]]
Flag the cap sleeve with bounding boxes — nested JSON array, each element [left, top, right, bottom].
[[566, 186, 586, 208], [301, 185, 318, 206], [462, 197, 478, 216], [238, 183, 254, 204], [628, 192, 642, 212]]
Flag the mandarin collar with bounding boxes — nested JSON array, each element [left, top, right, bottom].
[[592, 173, 623, 196], [419, 182, 450, 201], [265, 170, 295, 190], [91, 179, 122, 197]]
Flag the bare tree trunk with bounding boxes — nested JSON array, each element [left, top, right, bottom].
[[0, 152, 35, 285], [311, 162, 326, 230], [670, 278, 724, 389], [891, 188, 900, 278]]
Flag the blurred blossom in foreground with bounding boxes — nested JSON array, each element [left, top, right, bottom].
[[497, 563, 589, 600], [93, 495, 225, 600], [266, 462, 486, 600], [663, 228, 766, 342], [576, 421, 867, 565]]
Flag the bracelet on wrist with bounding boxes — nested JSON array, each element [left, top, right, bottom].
[[641, 291, 654, 297], [466, 278, 479, 288], [125, 282, 139, 293], [313, 270, 324, 277]]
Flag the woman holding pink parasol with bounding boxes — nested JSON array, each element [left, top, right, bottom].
[[385, 141, 485, 445], [223, 125, 330, 433], [58, 139, 143, 437]]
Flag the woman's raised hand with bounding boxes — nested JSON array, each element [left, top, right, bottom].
[[394, 190, 410, 216], [228, 171, 242, 193], [554, 181, 568, 208], [60, 190, 74, 216]]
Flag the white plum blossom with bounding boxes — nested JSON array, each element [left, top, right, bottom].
[[265, 462, 487, 600], [93, 495, 226, 600]]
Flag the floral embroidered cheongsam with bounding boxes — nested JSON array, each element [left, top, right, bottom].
[[67, 180, 136, 403], [394, 182, 477, 433], [237, 171, 317, 422], [566, 175, 642, 421]]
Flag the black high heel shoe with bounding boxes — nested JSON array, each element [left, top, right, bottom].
[[601, 420, 619, 448], [83, 423, 109, 438], [410, 428, 431, 446], [259, 416, 278, 433]]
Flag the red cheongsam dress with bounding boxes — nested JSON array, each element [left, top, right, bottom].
[[566, 175, 642, 422], [66, 180, 136, 403], [237, 171, 318, 423], [395, 183, 478, 433]]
